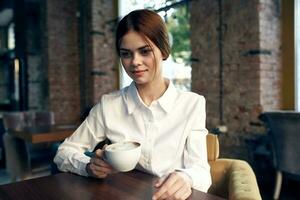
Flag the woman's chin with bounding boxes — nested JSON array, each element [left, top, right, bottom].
[[133, 79, 149, 85]]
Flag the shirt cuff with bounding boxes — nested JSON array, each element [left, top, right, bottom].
[[175, 168, 212, 192], [75, 155, 91, 177]]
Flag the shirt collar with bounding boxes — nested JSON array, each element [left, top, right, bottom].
[[157, 80, 178, 113], [124, 82, 142, 115], [124, 80, 178, 114]]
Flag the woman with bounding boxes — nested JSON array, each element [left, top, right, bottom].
[[54, 9, 211, 200]]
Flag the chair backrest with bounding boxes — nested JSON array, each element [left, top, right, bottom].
[[34, 111, 55, 125], [2, 111, 55, 130], [2, 112, 26, 130], [259, 111, 300, 175], [207, 133, 219, 162]]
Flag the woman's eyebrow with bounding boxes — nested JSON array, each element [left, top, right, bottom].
[[138, 45, 151, 50], [120, 45, 151, 51], [120, 48, 130, 51]]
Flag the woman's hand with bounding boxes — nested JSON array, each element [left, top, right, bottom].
[[152, 171, 192, 200], [86, 148, 116, 178]]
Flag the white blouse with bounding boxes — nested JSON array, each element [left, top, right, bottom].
[[54, 81, 212, 192]]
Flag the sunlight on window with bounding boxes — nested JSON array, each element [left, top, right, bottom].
[[8, 23, 15, 50]]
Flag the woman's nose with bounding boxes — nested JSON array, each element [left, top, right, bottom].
[[131, 53, 142, 66]]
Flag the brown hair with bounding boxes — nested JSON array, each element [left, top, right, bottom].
[[115, 9, 170, 60]]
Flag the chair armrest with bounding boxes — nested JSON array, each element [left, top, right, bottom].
[[209, 158, 261, 200], [228, 159, 261, 200], [209, 159, 232, 198]]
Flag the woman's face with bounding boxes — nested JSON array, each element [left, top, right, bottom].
[[119, 30, 164, 85]]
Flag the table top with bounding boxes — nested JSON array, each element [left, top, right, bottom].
[[0, 171, 226, 200], [8, 124, 77, 143]]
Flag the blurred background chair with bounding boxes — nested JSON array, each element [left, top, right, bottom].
[[259, 111, 300, 200], [2, 111, 55, 181], [207, 133, 262, 200]]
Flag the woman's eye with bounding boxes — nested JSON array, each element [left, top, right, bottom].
[[120, 51, 131, 58], [140, 49, 152, 56]]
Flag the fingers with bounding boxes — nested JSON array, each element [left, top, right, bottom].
[[87, 162, 109, 178], [172, 186, 191, 200], [94, 144, 108, 158], [90, 158, 113, 172], [154, 174, 178, 198], [152, 172, 192, 200], [154, 175, 167, 187], [163, 179, 182, 198], [95, 149, 104, 158], [87, 148, 115, 178], [153, 175, 177, 200], [87, 159, 114, 178], [102, 144, 108, 150]]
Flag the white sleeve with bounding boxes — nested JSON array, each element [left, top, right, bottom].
[[53, 101, 107, 176], [176, 96, 212, 192]]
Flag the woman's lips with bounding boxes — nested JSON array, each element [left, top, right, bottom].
[[131, 69, 147, 77]]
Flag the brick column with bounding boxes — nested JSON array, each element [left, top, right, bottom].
[[46, 0, 80, 124], [89, 0, 119, 104], [190, 0, 281, 134]]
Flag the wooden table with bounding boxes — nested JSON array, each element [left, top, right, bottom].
[[8, 124, 77, 144], [0, 171, 226, 200]]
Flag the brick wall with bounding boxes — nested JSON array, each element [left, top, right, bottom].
[[190, 0, 281, 159], [41, 0, 118, 124], [190, 0, 220, 128], [46, 0, 81, 124], [259, 0, 282, 111], [89, 0, 119, 105]]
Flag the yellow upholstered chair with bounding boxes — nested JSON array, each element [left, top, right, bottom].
[[207, 133, 262, 200]]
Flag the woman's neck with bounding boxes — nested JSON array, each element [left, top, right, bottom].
[[136, 78, 168, 106]]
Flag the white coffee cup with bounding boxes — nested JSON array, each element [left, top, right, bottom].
[[104, 141, 141, 172]]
